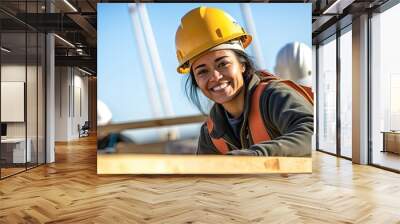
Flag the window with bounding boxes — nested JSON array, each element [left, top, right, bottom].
[[0, 1, 47, 179], [339, 27, 352, 158], [317, 35, 337, 154], [370, 2, 400, 171]]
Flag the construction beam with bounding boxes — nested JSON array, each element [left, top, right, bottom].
[[322, 0, 356, 14], [98, 115, 207, 136]]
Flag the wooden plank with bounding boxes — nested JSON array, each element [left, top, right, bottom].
[[98, 115, 206, 136], [97, 154, 312, 174]]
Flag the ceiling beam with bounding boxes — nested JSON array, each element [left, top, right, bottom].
[[55, 55, 96, 71], [67, 13, 97, 41], [322, 0, 356, 14]]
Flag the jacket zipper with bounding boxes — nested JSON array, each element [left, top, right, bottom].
[[239, 87, 254, 149]]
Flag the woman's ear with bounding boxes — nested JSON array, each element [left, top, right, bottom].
[[241, 63, 246, 73]]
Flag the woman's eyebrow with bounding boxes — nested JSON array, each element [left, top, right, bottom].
[[194, 56, 229, 71], [194, 64, 206, 70], [214, 56, 229, 63]]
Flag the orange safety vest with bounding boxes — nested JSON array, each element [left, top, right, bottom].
[[206, 71, 314, 154]]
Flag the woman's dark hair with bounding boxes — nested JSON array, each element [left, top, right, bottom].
[[184, 49, 257, 114]]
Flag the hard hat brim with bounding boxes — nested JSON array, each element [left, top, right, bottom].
[[177, 34, 252, 74]]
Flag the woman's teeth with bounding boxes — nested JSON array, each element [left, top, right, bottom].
[[212, 82, 229, 91]]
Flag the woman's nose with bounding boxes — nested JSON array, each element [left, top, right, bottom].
[[209, 69, 223, 82]]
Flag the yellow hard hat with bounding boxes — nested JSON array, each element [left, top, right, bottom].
[[175, 6, 252, 74]]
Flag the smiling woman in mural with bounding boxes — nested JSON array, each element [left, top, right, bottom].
[[175, 6, 314, 156]]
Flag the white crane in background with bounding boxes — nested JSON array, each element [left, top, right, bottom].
[[240, 3, 266, 70], [128, 4, 163, 119], [129, 3, 179, 140]]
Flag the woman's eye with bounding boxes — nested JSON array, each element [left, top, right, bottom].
[[196, 70, 208, 77], [218, 61, 230, 68]]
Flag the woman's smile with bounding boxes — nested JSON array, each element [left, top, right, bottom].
[[209, 81, 230, 92]]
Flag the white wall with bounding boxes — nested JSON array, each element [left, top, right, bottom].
[[55, 66, 68, 141], [55, 67, 89, 141], [72, 73, 89, 138], [1, 65, 38, 138]]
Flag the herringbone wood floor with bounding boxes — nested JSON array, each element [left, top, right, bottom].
[[0, 135, 400, 224]]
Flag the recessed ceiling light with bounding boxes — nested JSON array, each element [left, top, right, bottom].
[[78, 67, 92, 76], [1, 47, 11, 53], [63, 0, 78, 12], [54, 34, 75, 48]]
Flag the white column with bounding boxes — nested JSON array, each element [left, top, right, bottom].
[[46, 32, 55, 163], [352, 14, 369, 164]]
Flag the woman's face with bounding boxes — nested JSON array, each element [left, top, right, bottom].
[[191, 50, 245, 104]]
